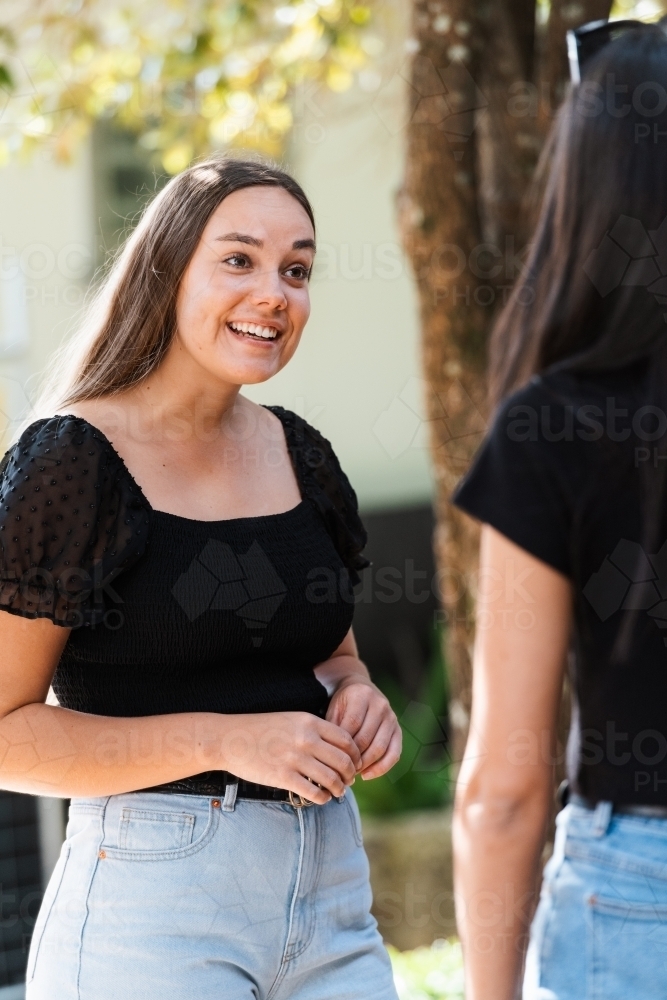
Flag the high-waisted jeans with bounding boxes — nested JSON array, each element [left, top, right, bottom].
[[26, 788, 398, 1000], [523, 801, 667, 999]]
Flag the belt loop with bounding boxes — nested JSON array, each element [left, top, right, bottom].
[[222, 779, 239, 813], [592, 800, 612, 837]]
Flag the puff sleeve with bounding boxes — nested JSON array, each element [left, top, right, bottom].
[[268, 406, 370, 585], [0, 415, 151, 627]]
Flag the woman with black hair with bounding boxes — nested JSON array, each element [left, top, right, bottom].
[[0, 157, 401, 998], [452, 21, 667, 1000]]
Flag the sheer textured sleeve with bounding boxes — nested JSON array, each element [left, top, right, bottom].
[[268, 406, 370, 585], [0, 415, 151, 627]]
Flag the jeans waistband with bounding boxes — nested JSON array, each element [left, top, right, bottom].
[[569, 791, 667, 820]]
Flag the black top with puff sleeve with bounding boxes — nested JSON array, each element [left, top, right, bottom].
[[0, 408, 368, 729]]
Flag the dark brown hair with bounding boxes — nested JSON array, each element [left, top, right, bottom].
[[488, 25, 667, 410]]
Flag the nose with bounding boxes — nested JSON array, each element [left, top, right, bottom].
[[250, 266, 287, 311]]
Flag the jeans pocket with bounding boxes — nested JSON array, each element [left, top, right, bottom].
[[102, 799, 219, 861], [26, 843, 71, 984], [343, 790, 364, 847], [589, 893, 667, 1000], [118, 808, 195, 852]]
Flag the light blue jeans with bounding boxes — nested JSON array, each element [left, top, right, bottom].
[[524, 801, 667, 999], [26, 788, 398, 1000]]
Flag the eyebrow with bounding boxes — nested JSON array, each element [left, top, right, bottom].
[[214, 233, 316, 252]]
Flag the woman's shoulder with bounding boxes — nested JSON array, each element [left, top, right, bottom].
[[263, 405, 354, 501], [496, 372, 586, 417], [495, 363, 650, 449], [0, 412, 150, 627], [501, 361, 650, 414], [264, 404, 370, 583], [264, 403, 334, 457], [1, 411, 140, 490]]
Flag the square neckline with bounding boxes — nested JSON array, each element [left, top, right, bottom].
[[54, 409, 307, 527]]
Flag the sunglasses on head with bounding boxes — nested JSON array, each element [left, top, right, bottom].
[[567, 16, 667, 83]]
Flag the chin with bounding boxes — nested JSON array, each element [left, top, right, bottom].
[[209, 359, 282, 386], [238, 367, 280, 386]]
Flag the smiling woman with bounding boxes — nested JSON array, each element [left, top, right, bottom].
[[0, 156, 401, 1000]]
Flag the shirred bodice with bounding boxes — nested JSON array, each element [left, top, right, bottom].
[[0, 408, 368, 719]]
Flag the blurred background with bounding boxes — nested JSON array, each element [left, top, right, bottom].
[[0, 0, 665, 995]]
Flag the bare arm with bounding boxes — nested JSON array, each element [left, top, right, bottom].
[[0, 614, 361, 801], [453, 526, 573, 1000]]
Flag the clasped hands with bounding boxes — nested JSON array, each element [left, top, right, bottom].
[[220, 661, 402, 805], [290, 664, 402, 805]]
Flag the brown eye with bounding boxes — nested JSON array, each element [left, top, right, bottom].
[[224, 254, 250, 268], [285, 265, 309, 280]]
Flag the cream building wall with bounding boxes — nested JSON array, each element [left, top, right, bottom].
[[0, 54, 432, 512], [0, 147, 94, 445]]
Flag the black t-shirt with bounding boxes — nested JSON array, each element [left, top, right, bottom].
[[453, 361, 667, 806]]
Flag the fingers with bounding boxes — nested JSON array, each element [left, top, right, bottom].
[[360, 726, 402, 780], [325, 685, 395, 764], [290, 775, 332, 805], [298, 758, 348, 798], [316, 718, 362, 772], [351, 702, 389, 757], [327, 691, 370, 739], [359, 720, 403, 778]]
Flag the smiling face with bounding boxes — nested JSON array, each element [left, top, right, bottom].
[[173, 185, 316, 387]]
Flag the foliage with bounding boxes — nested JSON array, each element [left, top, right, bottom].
[[0, 0, 380, 171], [389, 939, 464, 1000], [352, 625, 453, 817]]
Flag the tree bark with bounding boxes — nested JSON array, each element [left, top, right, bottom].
[[541, 0, 616, 110], [399, 0, 613, 767]]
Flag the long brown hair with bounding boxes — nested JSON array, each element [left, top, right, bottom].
[[488, 25, 667, 410], [37, 156, 315, 415]]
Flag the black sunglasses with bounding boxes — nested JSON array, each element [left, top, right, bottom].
[[567, 17, 667, 83]]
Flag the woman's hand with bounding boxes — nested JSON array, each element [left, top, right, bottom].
[[218, 710, 362, 804], [326, 678, 402, 780], [313, 629, 402, 780]]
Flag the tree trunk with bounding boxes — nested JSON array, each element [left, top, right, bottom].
[[399, 0, 613, 766]]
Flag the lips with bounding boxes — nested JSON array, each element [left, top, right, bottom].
[[228, 320, 280, 341]]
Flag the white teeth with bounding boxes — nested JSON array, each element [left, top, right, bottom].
[[229, 321, 277, 339]]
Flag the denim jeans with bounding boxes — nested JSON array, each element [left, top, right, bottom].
[[26, 788, 398, 1000], [523, 801, 667, 999]]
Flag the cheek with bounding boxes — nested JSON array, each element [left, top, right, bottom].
[[177, 275, 231, 338], [289, 289, 311, 329]]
